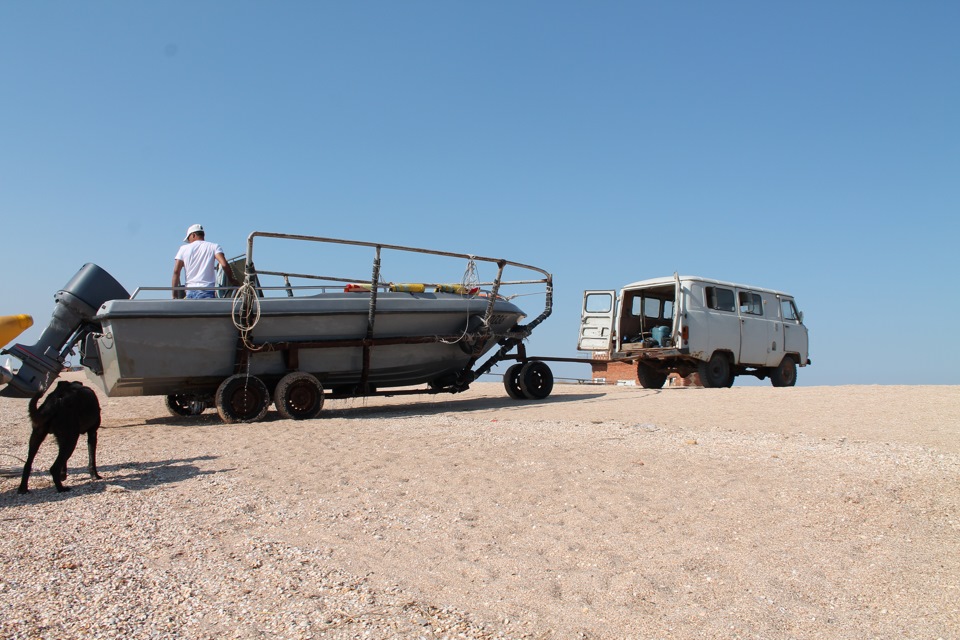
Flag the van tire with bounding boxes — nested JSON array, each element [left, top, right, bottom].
[[770, 356, 798, 387], [698, 353, 733, 388], [636, 361, 667, 389]]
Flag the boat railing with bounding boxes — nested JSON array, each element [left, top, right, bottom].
[[133, 232, 553, 392], [137, 232, 551, 306], [237, 232, 554, 335]]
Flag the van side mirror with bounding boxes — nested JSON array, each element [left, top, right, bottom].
[[798, 311, 804, 323]]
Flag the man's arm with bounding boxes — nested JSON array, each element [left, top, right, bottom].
[[216, 253, 240, 286], [172, 260, 184, 299]]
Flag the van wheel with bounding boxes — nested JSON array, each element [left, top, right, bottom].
[[698, 353, 733, 388], [636, 362, 667, 389], [770, 356, 798, 387]]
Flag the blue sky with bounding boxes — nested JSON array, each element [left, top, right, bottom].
[[1, 2, 958, 386]]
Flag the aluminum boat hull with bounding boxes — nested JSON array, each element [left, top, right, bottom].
[[88, 292, 525, 397]]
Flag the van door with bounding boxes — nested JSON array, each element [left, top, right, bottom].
[[759, 292, 783, 366], [737, 289, 769, 366], [578, 290, 616, 352], [671, 273, 683, 347], [779, 297, 808, 362], [703, 284, 741, 361]]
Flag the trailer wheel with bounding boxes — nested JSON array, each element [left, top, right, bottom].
[[518, 361, 554, 399], [165, 394, 207, 417], [274, 372, 325, 420], [503, 363, 525, 399], [698, 353, 733, 388], [769, 356, 798, 387], [636, 362, 667, 389], [216, 374, 270, 423]]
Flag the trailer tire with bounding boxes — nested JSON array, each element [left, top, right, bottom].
[[518, 361, 554, 399], [274, 372, 325, 420], [165, 394, 207, 417], [636, 361, 667, 389], [770, 356, 798, 387], [503, 363, 525, 399], [216, 374, 271, 423], [698, 353, 733, 388]]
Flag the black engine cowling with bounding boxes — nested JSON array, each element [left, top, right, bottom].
[[1, 264, 129, 398]]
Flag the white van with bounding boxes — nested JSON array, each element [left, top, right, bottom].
[[578, 275, 810, 388]]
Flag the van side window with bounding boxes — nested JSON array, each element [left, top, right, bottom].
[[781, 299, 799, 322], [706, 286, 735, 312], [738, 291, 763, 316], [663, 300, 674, 319]]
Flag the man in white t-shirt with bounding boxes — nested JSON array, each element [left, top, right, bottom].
[[172, 224, 239, 299]]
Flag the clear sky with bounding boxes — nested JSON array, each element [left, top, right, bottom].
[[2, 2, 958, 386]]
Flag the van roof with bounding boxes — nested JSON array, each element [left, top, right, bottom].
[[621, 275, 794, 297]]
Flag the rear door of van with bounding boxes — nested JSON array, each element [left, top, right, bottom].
[[578, 291, 617, 352]]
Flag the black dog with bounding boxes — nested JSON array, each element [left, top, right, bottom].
[[19, 380, 102, 494]]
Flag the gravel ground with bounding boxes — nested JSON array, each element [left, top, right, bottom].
[[1, 376, 958, 639]]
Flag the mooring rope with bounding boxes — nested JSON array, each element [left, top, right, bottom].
[[440, 257, 484, 345], [231, 280, 264, 352]]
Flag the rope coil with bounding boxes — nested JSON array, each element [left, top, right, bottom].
[[231, 281, 264, 352]]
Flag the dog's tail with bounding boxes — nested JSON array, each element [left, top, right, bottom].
[[28, 391, 41, 421], [28, 389, 52, 428]]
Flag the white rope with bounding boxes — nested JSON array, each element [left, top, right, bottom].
[[462, 256, 480, 296], [440, 257, 482, 345], [231, 280, 263, 352]]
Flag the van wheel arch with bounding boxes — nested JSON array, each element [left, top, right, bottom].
[[636, 361, 667, 389], [770, 355, 798, 387], [698, 351, 734, 388]]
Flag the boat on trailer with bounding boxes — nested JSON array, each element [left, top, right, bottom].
[[1, 232, 555, 422]]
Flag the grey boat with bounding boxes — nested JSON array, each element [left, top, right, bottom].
[[1, 232, 555, 422]]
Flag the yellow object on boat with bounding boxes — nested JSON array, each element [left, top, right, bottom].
[[435, 284, 480, 295], [0, 314, 33, 347], [389, 283, 426, 293]]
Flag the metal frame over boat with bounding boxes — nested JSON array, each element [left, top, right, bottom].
[[1, 232, 556, 422]]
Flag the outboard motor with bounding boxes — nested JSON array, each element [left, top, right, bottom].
[[1, 264, 129, 398]]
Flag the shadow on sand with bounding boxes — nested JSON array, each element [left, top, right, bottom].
[[2, 455, 225, 504], [127, 390, 610, 426], [321, 390, 607, 419]]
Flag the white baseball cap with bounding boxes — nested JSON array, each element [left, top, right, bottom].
[[183, 224, 204, 241]]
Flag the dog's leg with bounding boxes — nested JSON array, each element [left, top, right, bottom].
[[86, 429, 101, 480], [50, 433, 80, 492], [18, 429, 48, 494]]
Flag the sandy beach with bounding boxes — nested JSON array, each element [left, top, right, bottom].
[[2, 375, 958, 639]]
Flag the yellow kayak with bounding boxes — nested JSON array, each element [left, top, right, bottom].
[[0, 314, 33, 347]]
